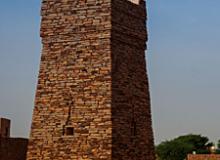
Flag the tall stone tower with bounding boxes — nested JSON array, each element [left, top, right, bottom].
[[27, 0, 155, 159]]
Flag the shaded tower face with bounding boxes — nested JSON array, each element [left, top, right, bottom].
[[26, 0, 155, 160]]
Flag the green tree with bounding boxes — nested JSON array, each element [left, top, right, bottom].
[[156, 134, 212, 160], [215, 140, 220, 154], [218, 140, 220, 149]]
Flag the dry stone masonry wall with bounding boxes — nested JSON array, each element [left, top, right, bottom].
[[26, 0, 155, 159]]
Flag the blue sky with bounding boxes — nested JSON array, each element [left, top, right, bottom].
[[0, 0, 220, 144]]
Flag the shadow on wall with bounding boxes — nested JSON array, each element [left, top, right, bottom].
[[111, 0, 155, 159]]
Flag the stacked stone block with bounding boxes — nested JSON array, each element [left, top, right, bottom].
[[27, 0, 155, 159]]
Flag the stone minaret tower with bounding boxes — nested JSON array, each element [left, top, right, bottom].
[[26, 0, 155, 159]]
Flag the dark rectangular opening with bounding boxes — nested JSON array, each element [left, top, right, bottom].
[[65, 127, 74, 136], [5, 127, 9, 137]]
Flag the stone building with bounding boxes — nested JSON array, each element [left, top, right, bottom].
[[0, 118, 10, 138], [27, 0, 155, 159], [0, 118, 28, 160], [187, 154, 220, 160]]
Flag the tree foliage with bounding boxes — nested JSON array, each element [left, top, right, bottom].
[[215, 140, 220, 154], [156, 134, 212, 160], [218, 140, 220, 149]]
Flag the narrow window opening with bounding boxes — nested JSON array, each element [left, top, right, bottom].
[[131, 118, 137, 137], [5, 127, 9, 137], [132, 121, 136, 136], [133, 122, 136, 136]]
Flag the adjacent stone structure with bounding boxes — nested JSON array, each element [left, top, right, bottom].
[[27, 0, 155, 159], [0, 137, 28, 160], [0, 118, 10, 138], [0, 118, 28, 160], [187, 154, 220, 160]]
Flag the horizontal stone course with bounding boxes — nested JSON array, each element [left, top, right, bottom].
[[27, 0, 155, 159]]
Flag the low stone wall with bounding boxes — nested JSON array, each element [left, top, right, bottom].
[[187, 154, 220, 160], [0, 137, 28, 160]]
